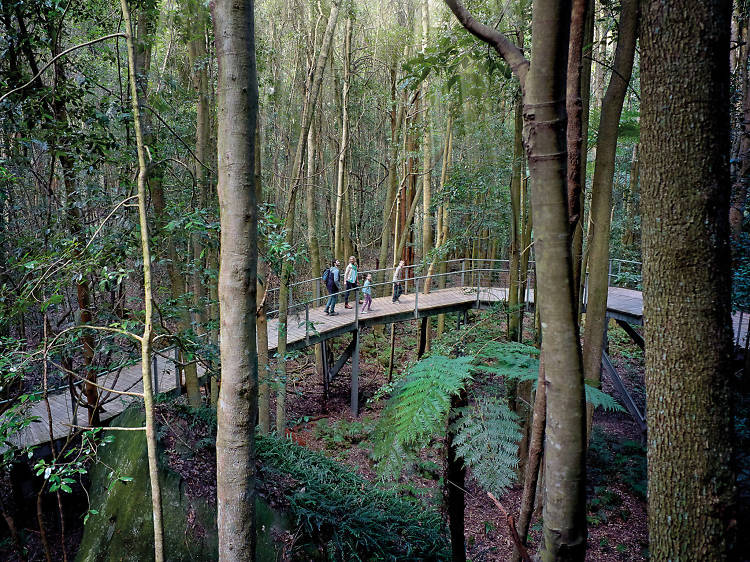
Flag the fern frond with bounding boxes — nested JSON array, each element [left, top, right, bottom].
[[450, 396, 522, 496], [585, 384, 625, 412], [373, 355, 475, 477], [468, 341, 540, 382]]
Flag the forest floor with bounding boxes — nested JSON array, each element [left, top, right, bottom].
[[7, 309, 747, 561], [277, 312, 650, 561]]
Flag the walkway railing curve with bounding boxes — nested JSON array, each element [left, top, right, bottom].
[[263, 258, 538, 320]]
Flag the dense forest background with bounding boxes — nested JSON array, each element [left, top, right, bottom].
[[0, 0, 748, 560]]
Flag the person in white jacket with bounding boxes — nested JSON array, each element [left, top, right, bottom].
[[392, 260, 405, 303], [343, 256, 358, 309]]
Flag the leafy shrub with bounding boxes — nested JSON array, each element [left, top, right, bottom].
[[256, 432, 449, 561]]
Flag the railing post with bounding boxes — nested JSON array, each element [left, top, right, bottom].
[[305, 302, 310, 345], [152, 353, 159, 396], [476, 271, 481, 309], [355, 288, 360, 329], [316, 278, 321, 302], [414, 278, 419, 318], [461, 259, 466, 287], [288, 284, 293, 309], [608, 259, 613, 286]]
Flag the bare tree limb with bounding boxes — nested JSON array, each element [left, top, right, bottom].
[[0, 33, 127, 104], [443, 0, 529, 89]]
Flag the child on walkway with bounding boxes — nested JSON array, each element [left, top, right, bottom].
[[361, 273, 373, 313]]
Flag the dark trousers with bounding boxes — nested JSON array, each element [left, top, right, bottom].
[[392, 282, 403, 302], [345, 281, 357, 304]]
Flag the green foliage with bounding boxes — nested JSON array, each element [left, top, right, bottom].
[[314, 417, 375, 452], [466, 341, 539, 385], [372, 355, 474, 475], [588, 428, 647, 499], [256, 432, 449, 561], [585, 385, 625, 413], [733, 232, 750, 311], [450, 395, 522, 496], [33, 427, 113, 497]]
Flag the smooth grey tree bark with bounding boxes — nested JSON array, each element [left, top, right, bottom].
[[211, 0, 259, 558]]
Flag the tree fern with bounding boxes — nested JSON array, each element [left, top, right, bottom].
[[450, 395, 522, 496], [471, 341, 624, 412], [372, 355, 474, 476], [585, 384, 625, 412], [468, 341, 539, 384]]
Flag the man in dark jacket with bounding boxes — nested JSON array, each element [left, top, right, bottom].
[[324, 259, 341, 315]]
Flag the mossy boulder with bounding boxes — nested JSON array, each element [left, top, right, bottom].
[[75, 404, 286, 562]]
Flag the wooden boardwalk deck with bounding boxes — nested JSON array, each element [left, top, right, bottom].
[[6, 283, 749, 452], [6, 356, 206, 451]]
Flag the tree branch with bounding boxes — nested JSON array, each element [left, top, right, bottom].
[[443, 0, 529, 90], [0, 33, 127, 104]]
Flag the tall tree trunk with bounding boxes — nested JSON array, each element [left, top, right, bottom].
[[571, 0, 594, 314], [522, 4, 587, 557], [377, 63, 405, 297], [212, 0, 259, 558], [508, 98, 523, 341], [437, 116, 453, 336], [334, 14, 352, 260], [620, 143, 639, 248], [137, 1, 202, 406], [306, 122, 324, 376], [256, 125, 271, 434], [120, 1, 164, 558], [641, 1, 736, 558], [446, 389, 468, 562], [276, 0, 341, 434], [512, 359, 546, 562], [731, 47, 750, 236], [420, 0, 432, 352], [445, 1, 586, 556], [581, 0, 638, 438], [518, 176, 532, 335], [186, 0, 211, 336]]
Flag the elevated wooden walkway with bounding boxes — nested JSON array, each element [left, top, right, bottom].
[[6, 257, 748, 451]]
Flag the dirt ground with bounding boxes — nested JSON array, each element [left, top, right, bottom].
[[276, 315, 650, 561]]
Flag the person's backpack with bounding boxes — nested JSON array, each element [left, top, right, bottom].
[[322, 268, 331, 284]]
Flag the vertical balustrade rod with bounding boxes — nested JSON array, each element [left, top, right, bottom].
[[414, 278, 419, 318], [355, 288, 359, 329], [476, 271, 481, 309], [305, 302, 310, 345], [174, 347, 181, 396]]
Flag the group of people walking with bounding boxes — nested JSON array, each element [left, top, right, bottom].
[[322, 257, 406, 316]]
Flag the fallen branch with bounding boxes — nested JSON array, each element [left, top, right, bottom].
[[487, 492, 532, 562]]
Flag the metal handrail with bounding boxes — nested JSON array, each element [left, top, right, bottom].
[[266, 260, 536, 317]]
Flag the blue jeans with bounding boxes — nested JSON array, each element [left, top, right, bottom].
[[325, 292, 337, 312]]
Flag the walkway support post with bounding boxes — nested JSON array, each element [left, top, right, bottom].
[[351, 329, 359, 416]]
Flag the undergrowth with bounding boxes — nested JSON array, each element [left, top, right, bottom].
[[256, 432, 449, 561]]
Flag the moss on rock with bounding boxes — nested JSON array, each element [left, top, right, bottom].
[[75, 404, 286, 562]]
